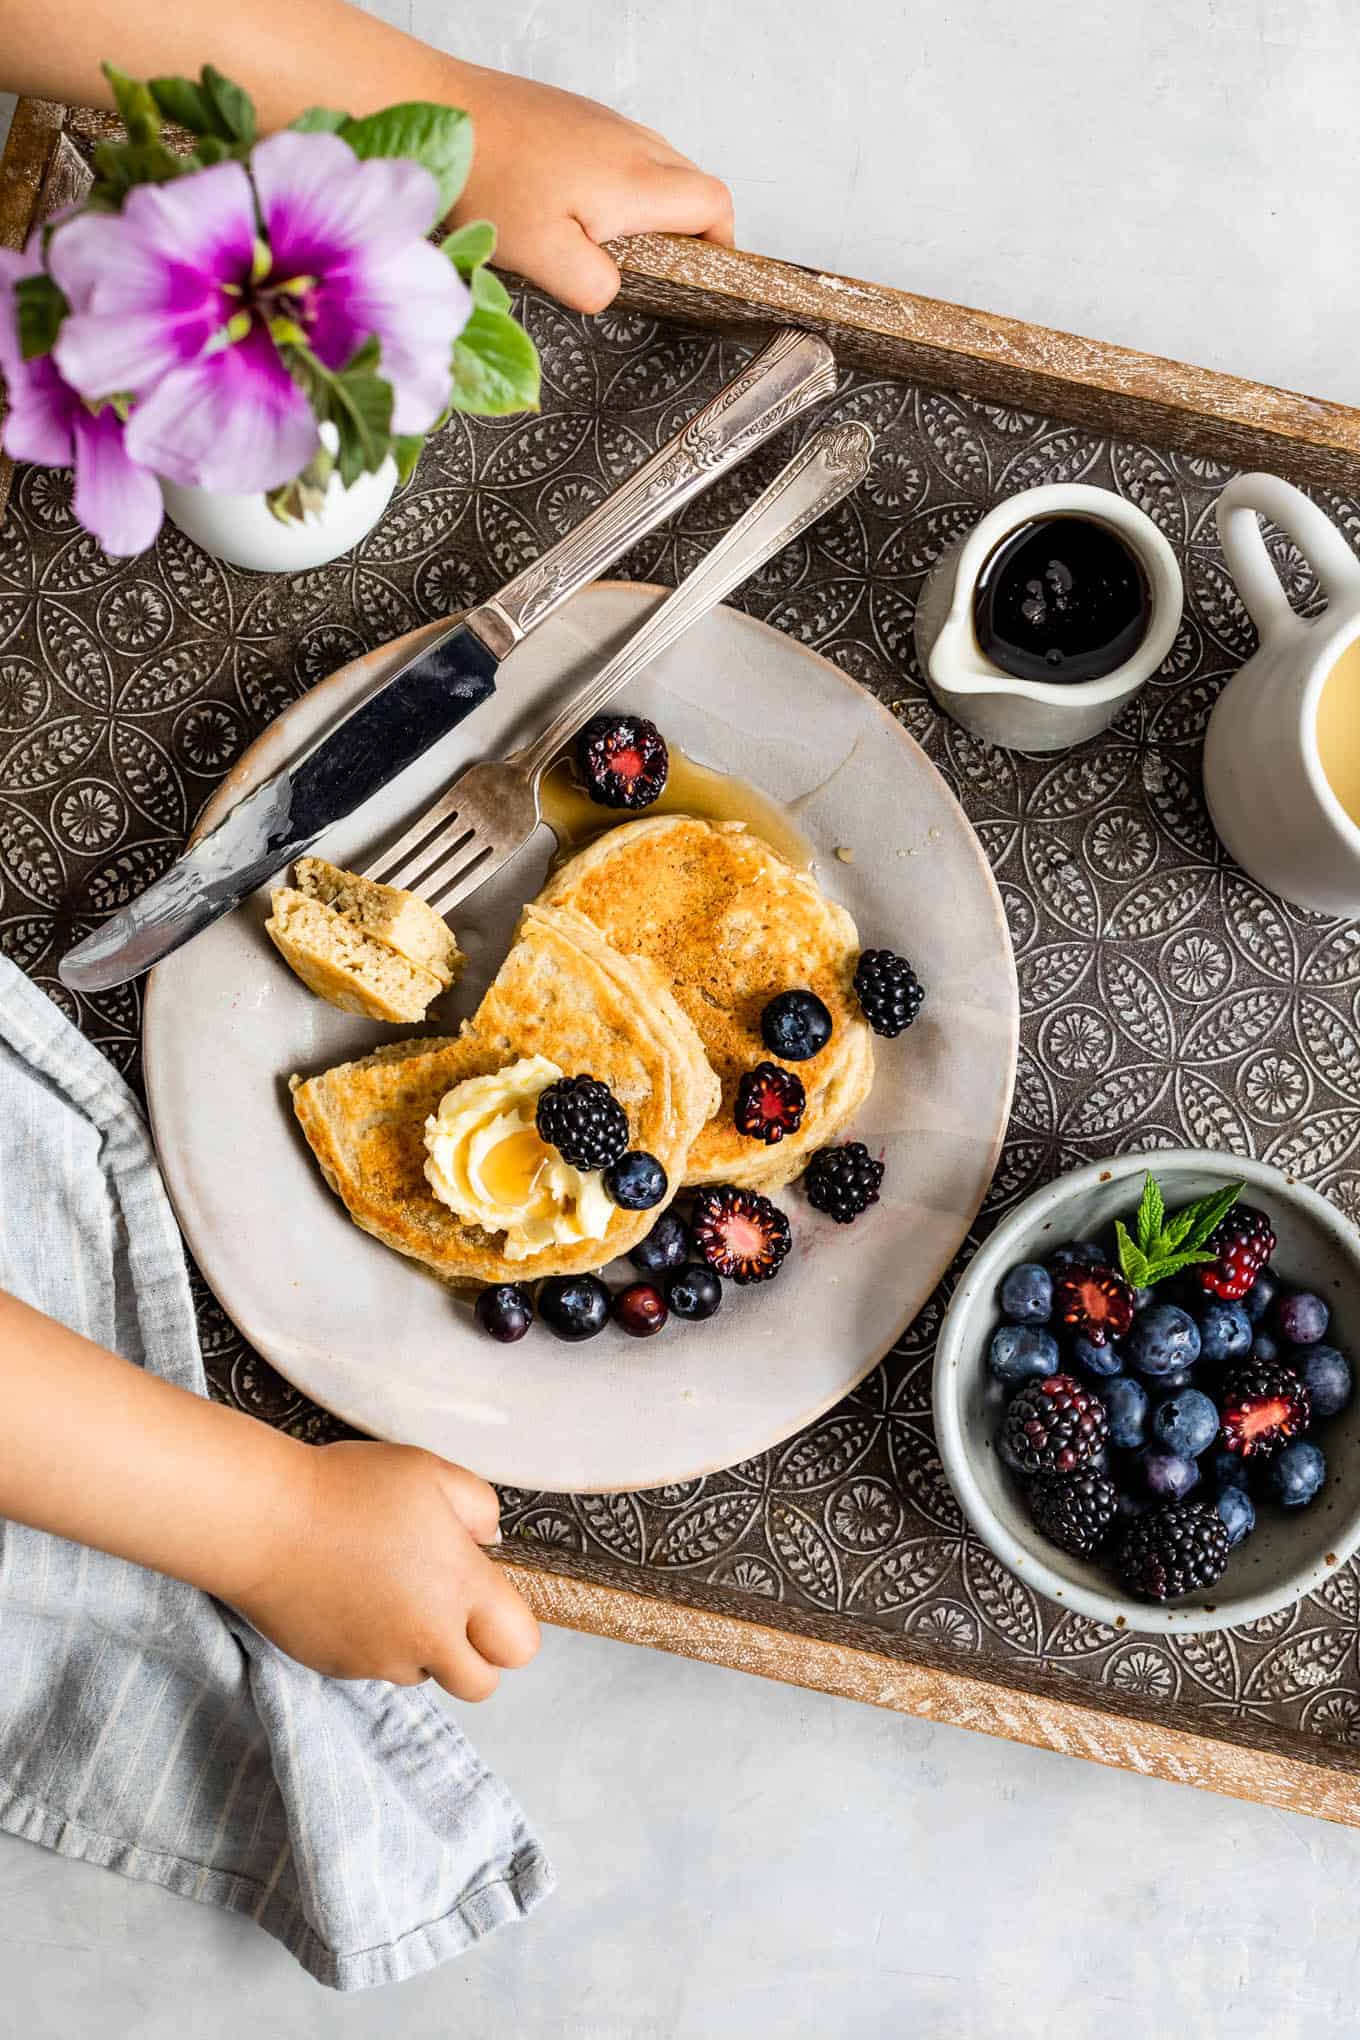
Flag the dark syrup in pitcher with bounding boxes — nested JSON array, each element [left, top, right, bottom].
[[972, 514, 1151, 684]]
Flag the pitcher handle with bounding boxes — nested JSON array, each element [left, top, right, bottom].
[[1217, 472, 1360, 640]]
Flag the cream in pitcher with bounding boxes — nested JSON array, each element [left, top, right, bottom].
[[1205, 474, 1360, 919]]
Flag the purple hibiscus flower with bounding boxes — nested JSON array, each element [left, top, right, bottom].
[[0, 238, 163, 557], [50, 132, 468, 496]]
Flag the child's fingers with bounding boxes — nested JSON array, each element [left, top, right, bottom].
[[532, 221, 622, 316], [635, 163, 736, 246], [438, 1462, 501, 1544], [466, 1589, 542, 1670], [428, 1640, 501, 1704]]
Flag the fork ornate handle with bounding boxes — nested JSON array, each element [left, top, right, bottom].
[[463, 328, 839, 660], [513, 421, 876, 782]]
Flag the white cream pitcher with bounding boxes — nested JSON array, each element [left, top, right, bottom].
[[1206, 473, 1360, 919]]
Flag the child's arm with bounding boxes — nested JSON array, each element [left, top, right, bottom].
[[3, 0, 734, 314], [0, 1288, 540, 1698]]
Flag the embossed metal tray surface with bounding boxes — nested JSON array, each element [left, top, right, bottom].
[[7, 97, 1360, 1823]]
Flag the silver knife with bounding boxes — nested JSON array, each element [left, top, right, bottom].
[[60, 328, 837, 993]]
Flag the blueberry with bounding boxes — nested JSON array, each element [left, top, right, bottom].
[[1267, 1439, 1327, 1508], [1297, 1344, 1353, 1420], [1116, 1490, 1153, 1524], [630, 1210, 691, 1274], [665, 1261, 723, 1322], [1137, 1448, 1200, 1501], [987, 1324, 1060, 1386], [1071, 1333, 1124, 1378], [1151, 1387, 1219, 1459], [999, 1262, 1053, 1324], [604, 1150, 668, 1210], [1131, 1286, 1155, 1312], [1209, 1447, 1250, 1492], [1048, 1240, 1106, 1273], [474, 1281, 534, 1344], [760, 989, 834, 1062], [1158, 1367, 1196, 1393], [1196, 1300, 1253, 1368], [1100, 1375, 1150, 1450], [1250, 1330, 1280, 1366], [537, 1274, 611, 1342], [1243, 1271, 1279, 1323], [1215, 1486, 1256, 1548], [1274, 1290, 1330, 1347], [1126, 1304, 1201, 1379]]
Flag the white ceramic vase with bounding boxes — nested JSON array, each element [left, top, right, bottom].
[[159, 442, 398, 573]]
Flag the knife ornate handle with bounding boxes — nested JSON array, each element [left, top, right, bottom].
[[465, 328, 838, 657]]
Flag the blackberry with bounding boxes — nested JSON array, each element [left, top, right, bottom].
[[692, 1184, 791, 1284], [1028, 1469, 1118, 1557], [1000, 1373, 1108, 1477], [1117, 1500, 1230, 1601], [1053, 1264, 1134, 1347], [576, 713, 669, 809], [536, 1073, 628, 1171], [803, 1142, 884, 1224], [1195, 1204, 1276, 1302], [1218, 1358, 1311, 1460], [734, 1062, 806, 1144], [853, 949, 925, 1038]]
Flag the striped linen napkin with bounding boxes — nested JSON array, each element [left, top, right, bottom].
[[0, 955, 553, 1989]]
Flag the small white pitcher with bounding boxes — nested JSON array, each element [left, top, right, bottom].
[[1205, 473, 1360, 919], [913, 482, 1184, 752]]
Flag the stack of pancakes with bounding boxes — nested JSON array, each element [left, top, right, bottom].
[[292, 816, 874, 1284]]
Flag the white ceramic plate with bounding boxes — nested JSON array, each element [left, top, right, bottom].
[[144, 583, 1018, 1492]]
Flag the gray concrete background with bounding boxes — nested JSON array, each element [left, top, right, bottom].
[[3, 6, 1360, 2034]]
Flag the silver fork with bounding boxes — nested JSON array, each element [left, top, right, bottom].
[[364, 420, 873, 911]]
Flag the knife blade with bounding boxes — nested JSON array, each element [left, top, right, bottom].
[[60, 327, 837, 993]]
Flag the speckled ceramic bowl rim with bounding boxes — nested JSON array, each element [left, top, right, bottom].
[[934, 1148, 1360, 1636]]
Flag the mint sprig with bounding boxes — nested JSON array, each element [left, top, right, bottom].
[[1114, 1171, 1245, 1289]]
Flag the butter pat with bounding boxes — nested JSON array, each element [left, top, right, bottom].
[[423, 1054, 613, 1260]]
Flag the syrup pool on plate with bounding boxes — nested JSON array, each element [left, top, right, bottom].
[[972, 513, 1151, 684], [539, 741, 813, 870], [1316, 635, 1360, 827]]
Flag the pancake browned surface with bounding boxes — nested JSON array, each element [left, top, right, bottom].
[[291, 903, 720, 1284], [540, 816, 874, 1190]]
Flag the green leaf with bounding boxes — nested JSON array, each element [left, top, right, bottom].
[[1114, 1221, 1150, 1290], [338, 103, 473, 223], [201, 65, 257, 145], [148, 75, 216, 134], [470, 264, 511, 313], [14, 275, 68, 361], [440, 219, 496, 276], [1134, 1171, 1164, 1254], [1175, 1180, 1245, 1253], [451, 304, 540, 416], [1145, 1249, 1217, 1280], [279, 336, 393, 489], [289, 106, 351, 134], [186, 135, 233, 168], [392, 434, 425, 486], [266, 442, 335, 525], [90, 136, 185, 202], [102, 64, 161, 146]]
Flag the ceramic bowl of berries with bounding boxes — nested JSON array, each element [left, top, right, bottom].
[[934, 1150, 1360, 1634]]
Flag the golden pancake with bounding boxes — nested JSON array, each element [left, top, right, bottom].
[[540, 816, 875, 1190], [291, 903, 720, 1284]]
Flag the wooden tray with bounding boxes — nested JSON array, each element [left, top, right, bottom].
[[7, 96, 1360, 1828]]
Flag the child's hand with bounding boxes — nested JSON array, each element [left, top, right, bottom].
[[454, 67, 735, 314], [234, 1440, 540, 1701]]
